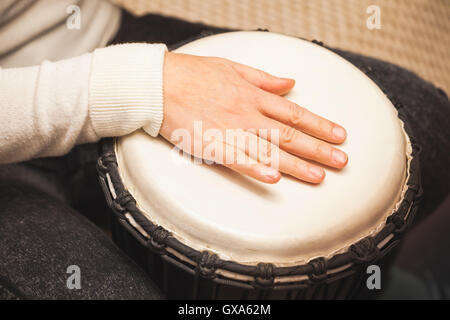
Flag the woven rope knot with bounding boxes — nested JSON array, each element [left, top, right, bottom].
[[147, 226, 169, 253], [407, 161, 422, 193], [153, 226, 169, 243], [97, 152, 117, 172], [403, 189, 417, 204], [308, 257, 327, 282], [312, 39, 324, 46], [255, 263, 275, 287], [113, 191, 136, 214], [196, 251, 219, 279], [102, 152, 117, 164], [407, 183, 421, 194], [388, 214, 405, 231], [350, 237, 379, 263]]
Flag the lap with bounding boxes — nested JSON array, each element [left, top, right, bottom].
[[0, 164, 162, 300]]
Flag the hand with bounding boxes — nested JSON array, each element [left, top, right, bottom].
[[160, 52, 348, 184]]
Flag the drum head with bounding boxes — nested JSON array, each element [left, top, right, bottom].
[[116, 31, 412, 265]]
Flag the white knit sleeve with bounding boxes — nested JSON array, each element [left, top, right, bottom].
[[89, 43, 167, 138], [0, 43, 167, 164]]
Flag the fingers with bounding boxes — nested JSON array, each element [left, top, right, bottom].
[[229, 61, 295, 95], [217, 142, 282, 184], [205, 135, 324, 184], [258, 94, 347, 144], [253, 116, 348, 169], [277, 147, 326, 184], [235, 131, 326, 184], [224, 160, 282, 184]]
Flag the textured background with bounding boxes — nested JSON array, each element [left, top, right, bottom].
[[112, 0, 450, 95]]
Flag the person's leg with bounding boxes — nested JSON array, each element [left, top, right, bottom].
[[0, 180, 162, 299], [330, 48, 450, 222]]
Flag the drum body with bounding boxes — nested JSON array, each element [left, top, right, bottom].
[[97, 31, 422, 299]]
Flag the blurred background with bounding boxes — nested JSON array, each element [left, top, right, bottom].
[[112, 0, 450, 95]]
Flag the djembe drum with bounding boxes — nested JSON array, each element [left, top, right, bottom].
[[97, 31, 422, 299]]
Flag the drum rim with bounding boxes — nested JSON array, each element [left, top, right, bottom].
[[96, 36, 423, 290]]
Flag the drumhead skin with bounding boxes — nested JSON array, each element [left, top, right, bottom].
[[116, 31, 412, 266]]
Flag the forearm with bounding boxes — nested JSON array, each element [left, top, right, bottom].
[[0, 43, 167, 164]]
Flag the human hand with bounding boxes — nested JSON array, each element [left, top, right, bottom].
[[160, 52, 348, 184]]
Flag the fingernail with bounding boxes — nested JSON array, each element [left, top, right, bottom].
[[332, 149, 348, 165], [332, 126, 346, 140], [308, 166, 324, 179], [259, 166, 280, 180], [279, 77, 295, 84]]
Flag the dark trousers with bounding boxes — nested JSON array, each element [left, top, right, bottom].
[[1, 11, 449, 299]]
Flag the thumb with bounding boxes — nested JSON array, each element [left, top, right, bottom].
[[230, 61, 295, 95]]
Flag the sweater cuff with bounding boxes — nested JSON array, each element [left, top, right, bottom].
[[88, 43, 167, 138]]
